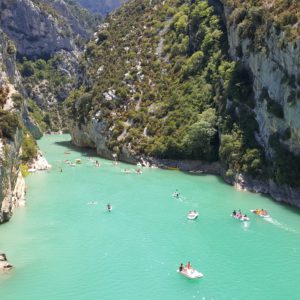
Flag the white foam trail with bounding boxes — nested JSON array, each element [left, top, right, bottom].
[[264, 217, 299, 233]]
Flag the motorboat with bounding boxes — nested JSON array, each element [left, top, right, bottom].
[[231, 214, 249, 222], [187, 211, 199, 220], [177, 268, 203, 279], [250, 209, 270, 218]]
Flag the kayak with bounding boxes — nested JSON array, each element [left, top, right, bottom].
[[250, 209, 270, 218], [231, 214, 250, 222], [187, 211, 199, 220], [177, 268, 203, 279]]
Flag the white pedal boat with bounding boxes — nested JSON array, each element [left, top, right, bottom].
[[231, 214, 249, 222], [178, 268, 203, 279], [187, 211, 199, 220]]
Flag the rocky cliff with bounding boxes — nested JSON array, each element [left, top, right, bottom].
[[218, 0, 300, 206], [0, 30, 26, 223], [0, 0, 98, 59]]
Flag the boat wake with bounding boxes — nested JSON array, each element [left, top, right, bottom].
[[264, 217, 299, 234]]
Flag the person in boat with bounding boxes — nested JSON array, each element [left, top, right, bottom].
[[179, 263, 184, 272], [232, 210, 237, 216], [173, 190, 180, 198], [95, 160, 100, 167], [243, 214, 248, 219], [0, 253, 7, 261], [3, 264, 13, 270], [107, 204, 112, 211], [187, 261, 191, 269]]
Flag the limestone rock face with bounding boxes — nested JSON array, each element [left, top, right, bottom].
[[223, 5, 300, 156], [220, 1, 300, 205], [0, 129, 24, 223], [70, 118, 137, 163], [0, 28, 41, 223], [0, 29, 21, 87], [0, 0, 92, 59]]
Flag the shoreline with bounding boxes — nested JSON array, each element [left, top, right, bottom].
[[68, 135, 300, 209]]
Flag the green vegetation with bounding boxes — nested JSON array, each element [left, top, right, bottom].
[[18, 55, 73, 132], [0, 110, 21, 139], [20, 164, 30, 177], [0, 110, 38, 162], [21, 130, 38, 162], [225, 0, 300, 49], [27, 99, 51, 132], [19, 56, 73, 89], [0, 85, 9, 109]]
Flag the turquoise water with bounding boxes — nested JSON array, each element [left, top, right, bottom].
[[1, 135, 300, 300]]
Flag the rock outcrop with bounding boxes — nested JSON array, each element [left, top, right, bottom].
[[0, 129, 24, 223], [0, 0, 95, 59]]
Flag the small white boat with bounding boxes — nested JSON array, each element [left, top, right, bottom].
[[177, 268, 203, 279], [0, 253, 13, 271], [250, 209, 270, 218], [187, 211, 199, 220], [231, 214, 249, 222], [172, 192, 180, 198]]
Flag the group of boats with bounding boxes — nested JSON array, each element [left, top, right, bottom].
[[231, 209, 270, 222], [172, 191, 202, 279], [123, 168, 143, 174]]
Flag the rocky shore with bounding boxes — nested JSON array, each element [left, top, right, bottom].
[[71, 128, 300, 208]]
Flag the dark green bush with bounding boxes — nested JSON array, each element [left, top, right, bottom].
[[0, 110, 21, 139]]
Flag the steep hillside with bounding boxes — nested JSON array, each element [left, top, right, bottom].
[[67, 0, 300, 206], [74, 0, 125, 15]]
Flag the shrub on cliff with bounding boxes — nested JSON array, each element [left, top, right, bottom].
[[21, 131, 37, 162], [0, 110, 21, 139]]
